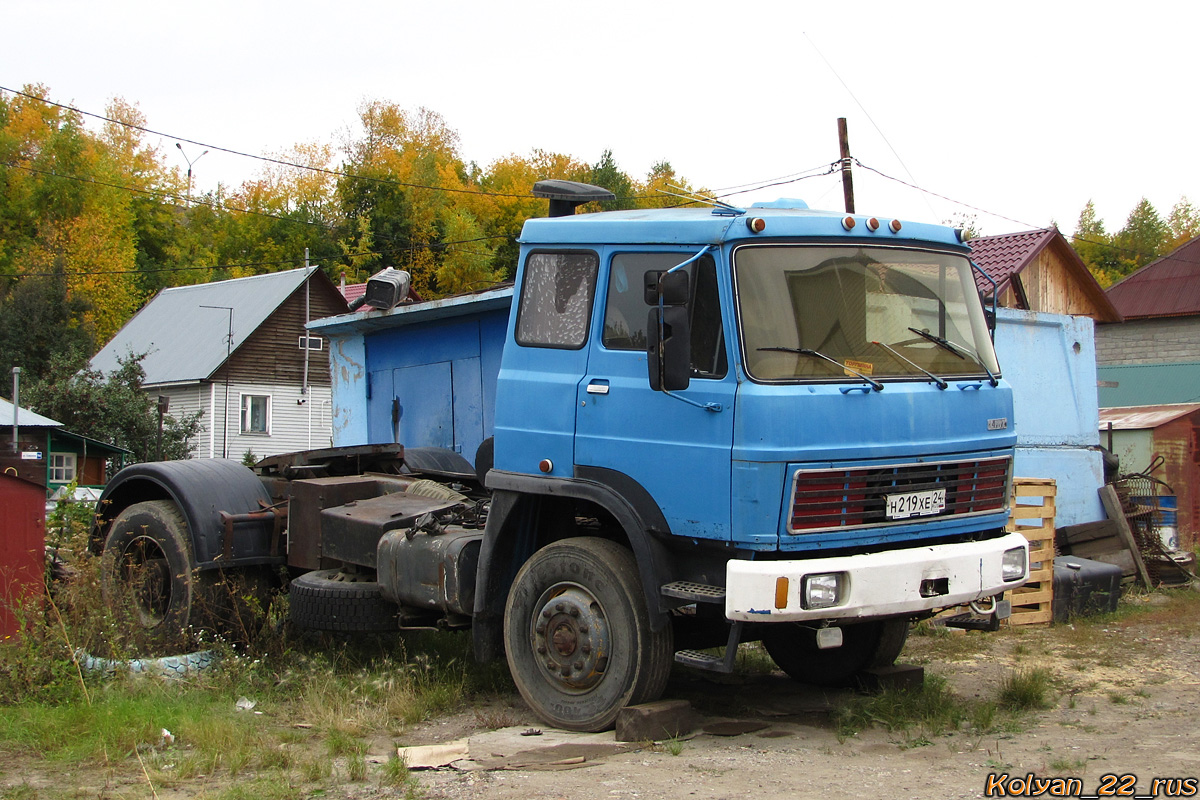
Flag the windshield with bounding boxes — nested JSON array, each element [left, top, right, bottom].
[[734, 245, 999, 383]]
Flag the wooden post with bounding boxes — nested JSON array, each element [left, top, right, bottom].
[[1099, 484, 1153, 589], [838, 118, 855, 214]]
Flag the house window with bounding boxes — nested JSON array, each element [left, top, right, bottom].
[[49, 453, 76, 483], [241, 394, 271, 434]]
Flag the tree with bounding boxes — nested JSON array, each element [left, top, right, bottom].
[[1071, 200, 1120, 286], [1166, 197, 1200, 252], [24, 351, 202, 464], [1114, 198, 1168, 273], [587, 150, 637, 211], [0, 263, 94, 383]]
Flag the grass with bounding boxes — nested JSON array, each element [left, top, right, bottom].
[[0, 508, 509, 798], [998, 668, 1055, 711]]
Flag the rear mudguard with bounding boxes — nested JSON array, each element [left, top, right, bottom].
[[94, 459, 281, 570]]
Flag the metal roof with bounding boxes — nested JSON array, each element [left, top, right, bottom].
[[90, 268, 320, 385], [312, 286, 514, 336], [967, 228, 1058, 294], [1106, 237, 1200, 319], [1097, 361, 1200, 407], [1099, 403, 1200, 430], [967, 228, 1120, 321], [0, 396, 61, 427]]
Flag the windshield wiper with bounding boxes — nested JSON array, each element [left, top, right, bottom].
[[872, 341, 947, 389], [906, 327, 999, 387], [757, 347, 884, 392]]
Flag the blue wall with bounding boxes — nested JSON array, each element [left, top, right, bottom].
[[994, 308, 1104, 527]]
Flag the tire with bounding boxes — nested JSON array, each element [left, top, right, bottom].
[[762, 618, 910, 688], [288, 569, 399, 632], [503, 538, 673, 732], [102, 500, 203, 652]]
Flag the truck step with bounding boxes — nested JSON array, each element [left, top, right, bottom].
[[660, 581, 726, 603], [939, 611, 1001, 632], [674, 649, 735, 673]]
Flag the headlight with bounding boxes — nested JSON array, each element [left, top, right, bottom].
[[1002, 547, 1027, 582], [802, 573, 845, 609]]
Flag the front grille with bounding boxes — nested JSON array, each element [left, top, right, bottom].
[[788, 457, 1010, 534]]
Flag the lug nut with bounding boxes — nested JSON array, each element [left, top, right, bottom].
[[581, 645, 591, 655], [555, 603, 564, 612], [536, 623, 546, 635], [574, 661, 583, 670], [536, 645, 546, 655], [568, 607, 580, 617], [579, 625, 589, 634], [560, 665, 572, 676], [542, 609, 552, 618]]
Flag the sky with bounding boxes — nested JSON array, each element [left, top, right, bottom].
[[4, 0, 1197, 239]]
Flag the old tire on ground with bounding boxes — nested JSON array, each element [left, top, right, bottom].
[[762, 618, 910, 687], [102, 499, 205, 652], [288, 569, 399, 632], [503, 537, 673, 732]]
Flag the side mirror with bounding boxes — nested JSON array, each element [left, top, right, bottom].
[[648, 306, 691, 391], [644, 270, 689, 306]]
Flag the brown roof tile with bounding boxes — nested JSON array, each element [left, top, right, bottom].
[[1106, 237, 1200, 319]]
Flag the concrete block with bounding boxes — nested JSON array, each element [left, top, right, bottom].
[[615, 699, 699, 742], [856, 663, 925, 693]]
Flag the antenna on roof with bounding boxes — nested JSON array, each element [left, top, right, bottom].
[[660, 184, 745, 215]]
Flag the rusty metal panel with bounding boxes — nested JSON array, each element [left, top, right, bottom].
[[377, 527, 482, 617], [319, 492, 458, 568], [288, 476, 386, 569]]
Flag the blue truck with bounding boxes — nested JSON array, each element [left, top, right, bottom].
[[94, 181, 1029, 732]]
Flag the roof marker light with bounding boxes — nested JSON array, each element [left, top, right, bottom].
[[865, 217, 880, 232], [841, 216, 856, 231], [889, 219, 903, 233], [746, 217, 766, 233]]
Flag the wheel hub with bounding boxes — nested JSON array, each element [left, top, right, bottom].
[[531, 584, 610, 691], [121, 536, 172, 626]]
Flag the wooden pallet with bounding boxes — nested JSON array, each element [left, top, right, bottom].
[[1004, 477, 1056, 626]]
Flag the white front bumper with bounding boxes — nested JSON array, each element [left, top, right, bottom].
[[726, 531, 1029, 622]]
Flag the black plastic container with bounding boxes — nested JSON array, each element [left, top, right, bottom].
[[1052, 556, 1123, 623]]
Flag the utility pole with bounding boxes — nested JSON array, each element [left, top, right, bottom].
[[838, 118, 855, 214], [10, 367, 19, 452]]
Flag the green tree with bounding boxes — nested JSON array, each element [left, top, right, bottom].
[[0, 263, 94, 383], [24, 351, 202, 464], [587, 150, 637, 211], [1112, 198, 1168, 279], [1071, 200, 1120, 286], [1166, 197, 1200, 252]]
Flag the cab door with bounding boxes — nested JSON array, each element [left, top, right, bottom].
[[573, 249, 737, 541]]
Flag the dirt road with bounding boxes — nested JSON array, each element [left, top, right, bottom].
[[412, 594, 1200, 800]]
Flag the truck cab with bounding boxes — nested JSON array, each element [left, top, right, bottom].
[[478, 194, 1029, 728]]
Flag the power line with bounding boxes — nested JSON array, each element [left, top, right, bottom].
[[0, 85, 669, 206]]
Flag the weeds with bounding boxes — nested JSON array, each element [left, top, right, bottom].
[[998, 668, 1054, 711]]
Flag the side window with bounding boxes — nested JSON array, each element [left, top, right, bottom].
[[603, 252, 727, 378], [515, 251, 599, 348], [241, 394, 271, 434]]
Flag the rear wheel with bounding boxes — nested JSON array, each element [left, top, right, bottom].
[[762, 618, 909, 687], [503, 538, 672, 732], [102, 500, 203, 651]]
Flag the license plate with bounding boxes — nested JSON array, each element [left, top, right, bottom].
[[886, 488, 946, 520]]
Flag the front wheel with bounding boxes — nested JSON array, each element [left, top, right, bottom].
[[761, 618, 909, 687], [503, 538, 672, 732]]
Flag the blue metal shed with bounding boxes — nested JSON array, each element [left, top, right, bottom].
[[309, 287, 512, 464]]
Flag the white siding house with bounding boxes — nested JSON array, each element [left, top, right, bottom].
[[91, 269, 348, 460]]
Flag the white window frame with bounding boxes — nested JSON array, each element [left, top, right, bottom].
[[298, 335, 323, 351], [49, 452, 77, 483], [240, 393, 272, 435]]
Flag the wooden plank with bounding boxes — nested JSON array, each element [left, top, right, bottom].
[[1099, 484, 1152, 588], [1011, 588, 1053, 605], [1088, 549, 1137, 577], [1059, 520, 1119, 545], [1009, 608, 1053, 626], [1070, 537, 1124, 559]]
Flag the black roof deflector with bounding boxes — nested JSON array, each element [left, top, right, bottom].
[[532, 180, 616, 217]]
